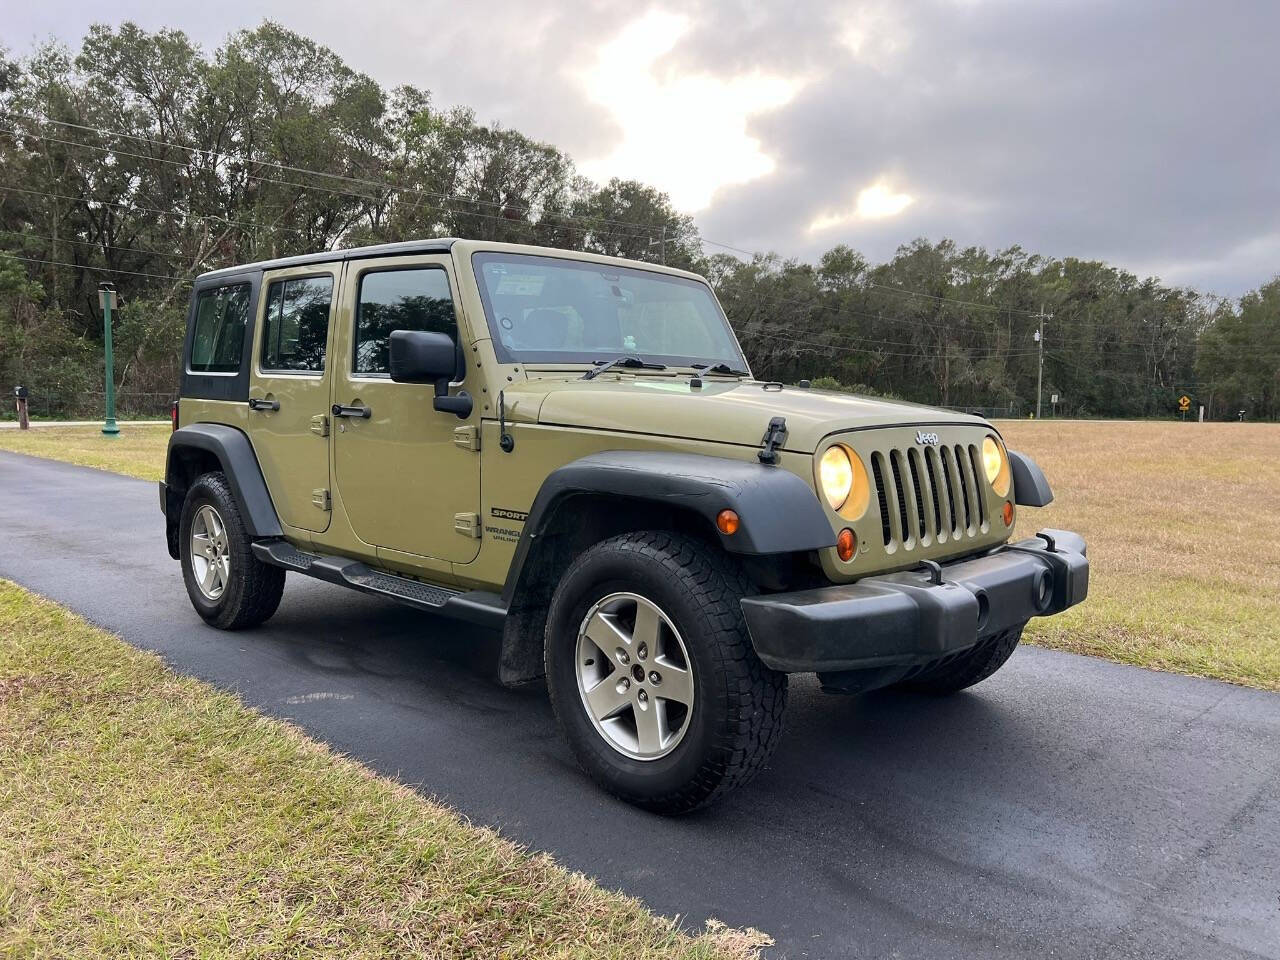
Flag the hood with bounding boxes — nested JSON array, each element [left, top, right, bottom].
[[505, 374, 987, 453]]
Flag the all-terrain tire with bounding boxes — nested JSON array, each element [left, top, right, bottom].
[[544, 531, 787, 814], [899, 625, 1024, 694], [179, 471, 285, 630]]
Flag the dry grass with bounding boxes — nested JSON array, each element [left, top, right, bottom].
[[0, 422, 169, 482], [2, 420, 1276, 690], [998, 420, 1280, 690], [0, 580, 767, 959]]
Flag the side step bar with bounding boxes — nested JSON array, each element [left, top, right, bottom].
[[251, 539, 506, 630]]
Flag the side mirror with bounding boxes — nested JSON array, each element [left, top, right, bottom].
[[388, 329, 473, 419], [389, 329, 458, 383]]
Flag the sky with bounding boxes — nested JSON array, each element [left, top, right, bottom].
[[6, 0, 1279, 295]]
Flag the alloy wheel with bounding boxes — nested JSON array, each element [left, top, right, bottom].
[[575, 591, 695, 761], [190, 504, 231, 601]]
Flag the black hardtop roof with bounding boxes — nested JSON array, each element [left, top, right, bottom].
[[194, 238, 458, 282]]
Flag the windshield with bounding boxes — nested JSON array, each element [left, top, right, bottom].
[[473, 252, 748, 370]]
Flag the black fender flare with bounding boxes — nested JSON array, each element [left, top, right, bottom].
[[165, 423, 282, 538], [500, 450, 835, 605], [1008, 449, 1054, 507]]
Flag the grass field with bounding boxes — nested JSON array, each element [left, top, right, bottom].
[[0, 580, 765, 958], [997, 420, 1280, 690], [1, 419, 1276, 690], [0, 422, 169, 481]]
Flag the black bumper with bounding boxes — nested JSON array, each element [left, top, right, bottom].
[[741, 529, 1088, 673]]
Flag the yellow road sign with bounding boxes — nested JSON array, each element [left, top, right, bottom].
[[1178, 395, 1191, 411]]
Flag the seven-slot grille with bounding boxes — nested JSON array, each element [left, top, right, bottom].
[[868, 442, 989, 551]]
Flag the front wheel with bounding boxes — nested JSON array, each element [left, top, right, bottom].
[[179, 472, 285, 630], [545, 531, 787, 814]]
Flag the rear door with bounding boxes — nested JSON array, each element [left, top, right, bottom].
[[248, 264, 338, 534]]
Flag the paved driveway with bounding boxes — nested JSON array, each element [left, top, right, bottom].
[[1, 451, 1277, 959]]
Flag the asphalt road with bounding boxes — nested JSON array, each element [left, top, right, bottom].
[[2, 451, 1277, 959]]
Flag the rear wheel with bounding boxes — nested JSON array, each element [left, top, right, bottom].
[[179, 472, 284, 630], [899, 625, 1024, 694], [545, 531, 787, 814]]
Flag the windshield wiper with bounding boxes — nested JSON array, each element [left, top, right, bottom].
[[581, 356, 667, 380], [692, 362, 750, 377]]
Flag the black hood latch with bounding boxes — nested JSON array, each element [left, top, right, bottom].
[[758, 416, 788, 464]]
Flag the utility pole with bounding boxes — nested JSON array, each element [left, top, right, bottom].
[[647, 225, 668, 265], [99, 283, 119, 436], [1033, 304, 1050, 420]]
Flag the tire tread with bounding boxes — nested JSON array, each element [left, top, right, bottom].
[[900, 625, 1023, 694], [546, 530, 786, 813], [180, 472, 284, 630]]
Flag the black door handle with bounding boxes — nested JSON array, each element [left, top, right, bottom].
[[331, 402, 371, 419], [248, 397, 280, 411]]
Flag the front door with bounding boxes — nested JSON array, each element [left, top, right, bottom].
[[248, 265, 338, 534], [331, 255, 481, 564]]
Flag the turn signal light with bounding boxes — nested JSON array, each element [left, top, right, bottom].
[[1002, 501, 1014, 527], [836, 527, 856, 561], [170, 400, 179, 432], [716, 509, 740, 535]]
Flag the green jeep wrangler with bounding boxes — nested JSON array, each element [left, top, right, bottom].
[[161, 239, 1087, 813]]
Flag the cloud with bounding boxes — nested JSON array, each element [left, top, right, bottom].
[[7, 0, 1279, 293], [836, 1, 912, 69], [574, 9, 802, 211], [809, 181, 916, 232]]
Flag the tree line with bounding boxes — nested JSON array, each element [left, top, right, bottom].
[[0, 22, 1275, 420]]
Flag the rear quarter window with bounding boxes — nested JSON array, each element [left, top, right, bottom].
[[190, 283, 251, 373]]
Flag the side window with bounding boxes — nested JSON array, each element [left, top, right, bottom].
[[190, 282, 251, 373], [261, 275, 332, 372], [355, 268, 457, 375]]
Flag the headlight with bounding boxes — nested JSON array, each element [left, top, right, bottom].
[[819, 446, 853, 510], [982, 436, 1011, 497], [818, 445, 870, 519]]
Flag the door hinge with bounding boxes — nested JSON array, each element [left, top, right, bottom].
[[453, 424, 480, 451], [310, 414, 329, 437], [312, 488, 332, 512], [454, 512, 481, 538]]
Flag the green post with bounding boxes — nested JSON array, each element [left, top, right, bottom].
[[100, 284, 119, 435]]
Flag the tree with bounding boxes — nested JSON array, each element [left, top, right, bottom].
[[1196, 278, 1280, 420]]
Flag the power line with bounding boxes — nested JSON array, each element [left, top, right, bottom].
[[0, 210, 1200, 358], [7, 111, 1252, 312], [0, 250, 1050, 362], [864, 281, 1040, 317], [0, 184, 274, 232], [0, 252, 190, 283], [2, 117, 1246, 358], [725, 282, 1213, 351], [0, 228, 190, 262], [3, 113, 663, 241], [13, 254, 1266, 375], [747, 327, 1041, 361], [0, 199, 1222, 358]]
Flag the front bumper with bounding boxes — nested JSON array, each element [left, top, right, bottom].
[[741, 529, 1088, 673]]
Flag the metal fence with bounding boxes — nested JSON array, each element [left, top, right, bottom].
[[940, 402, 1027, 419], [3, 389, 174, 420]]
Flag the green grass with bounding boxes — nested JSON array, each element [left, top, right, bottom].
[[0, 580, 767, 959], [2, 420, 1277, 691]]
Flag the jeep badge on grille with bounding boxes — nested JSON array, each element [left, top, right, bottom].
[[915, 430, 941, 445]]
